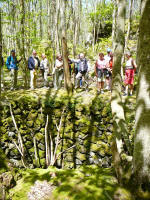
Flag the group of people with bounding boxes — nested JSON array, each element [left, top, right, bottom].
[[1, 50, 49, 90], [1, 48, 137, 96]]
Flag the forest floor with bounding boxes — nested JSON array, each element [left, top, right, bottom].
[[9, 165, 133, 200]]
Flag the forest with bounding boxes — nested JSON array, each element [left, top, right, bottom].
[[0, 0, 150, 200]]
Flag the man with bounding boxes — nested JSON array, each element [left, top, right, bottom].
[[6, 50, 21, 90], [72, 53, 89, 89], [40, 53, 49, 88], [28, 50, 40, 89]]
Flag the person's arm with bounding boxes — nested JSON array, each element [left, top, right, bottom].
[[132, 59, 137, 70], [17, 57, 22, 64], [71, 59, 79, 64], [95, 61, 98, 77]]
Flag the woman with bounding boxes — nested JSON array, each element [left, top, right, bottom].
[[124, 52, 137, 96], [95, 53, 107, 94], [53, 54, 64, 90]]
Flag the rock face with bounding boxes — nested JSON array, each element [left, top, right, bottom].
[[0, 90, 113, 169]]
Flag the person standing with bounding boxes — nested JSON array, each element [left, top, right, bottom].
[[95, 53, 107, 94], [104, 48, 112, 90], [124, 52, 137, 96], [40, 53, 49, 88], [28, 50, 40, 90], [72, 53, 89, 89], [104, 48, 112, 63], [6, 50, 21, 90], [53, 54, 64, 90]]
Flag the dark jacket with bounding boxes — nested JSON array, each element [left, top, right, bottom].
[[28, 56, 40, 70]]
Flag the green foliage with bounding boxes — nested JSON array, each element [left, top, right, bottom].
[[89, 2, 113, 39]]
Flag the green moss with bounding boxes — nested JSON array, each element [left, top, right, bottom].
[[38, 150, 45, 159], [35, 133, 44, 143], [26, 121, 34, 127]]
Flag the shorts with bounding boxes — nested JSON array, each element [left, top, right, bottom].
[[97, 69, 104, 82], [124, 69, 135, 85]]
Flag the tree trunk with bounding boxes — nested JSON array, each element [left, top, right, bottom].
[[0, 8, 2, 98], [60, 0, 73, 93], [20, 0, 28, 88], [133, 0, 150, 185], [39, 0, 43, 40], [111, 0, 127, 183], [121, 0, 133, 65]]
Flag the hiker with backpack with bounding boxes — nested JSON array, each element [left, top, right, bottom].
[[40, 53, 49, 88], [123, 52, 137, 96], [72, 53, 89, 89], [95, 53, 107, 94], [6, 50, 22, 90], [28, 50, 40, 90]]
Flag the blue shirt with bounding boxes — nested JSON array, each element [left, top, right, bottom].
[[6, 56, 18, 70]]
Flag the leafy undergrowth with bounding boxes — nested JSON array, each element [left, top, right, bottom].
[[9, 165, 133, 200]]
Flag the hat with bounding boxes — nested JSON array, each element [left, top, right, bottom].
[[11, 49, 15, 53], [107, 48, 111, 52]]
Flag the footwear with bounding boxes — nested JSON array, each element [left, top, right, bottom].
[[123, 93, 127, 96], [129, 93, 133, 96], [101, 90, 104, 94]]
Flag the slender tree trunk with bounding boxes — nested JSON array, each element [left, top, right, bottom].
[[20, 0, 28, 88], [121, 0, 133, 65], [39, 0, 43, 40], [60, 0, 73, 93], [112, 0, 117, 51], [0, 8, 2, 98], [133, 0, 150, 185], [111, 0, 127, 184]]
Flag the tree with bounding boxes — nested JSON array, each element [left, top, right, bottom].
[[133, 0, 150, 186], [0, 7, 2, 98], [111, 0, 128, 183], [60, 0, 73, 93]]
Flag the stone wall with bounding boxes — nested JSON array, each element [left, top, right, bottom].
[[0, 90, 113, 169]]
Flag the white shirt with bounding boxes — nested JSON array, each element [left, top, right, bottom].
[[55, 59, 63, 69], [104, 55, 111, 63], [40, 58, 49, 70]]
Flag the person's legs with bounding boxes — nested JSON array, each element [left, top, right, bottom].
[[44, 70, 48, 87], [105, 77, 110, 90], [30, 70, 34, 89], [129, 84, 134, 95], [14, 70, 18, 89], [33, 70, 37, 89], [58, 70, 63, 89], [76, 72, 82, 88], [124, 84, 128, 95], [1, 67, 4, 88], [10, 69, 14, 90], [54, 70, 58, 89]]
